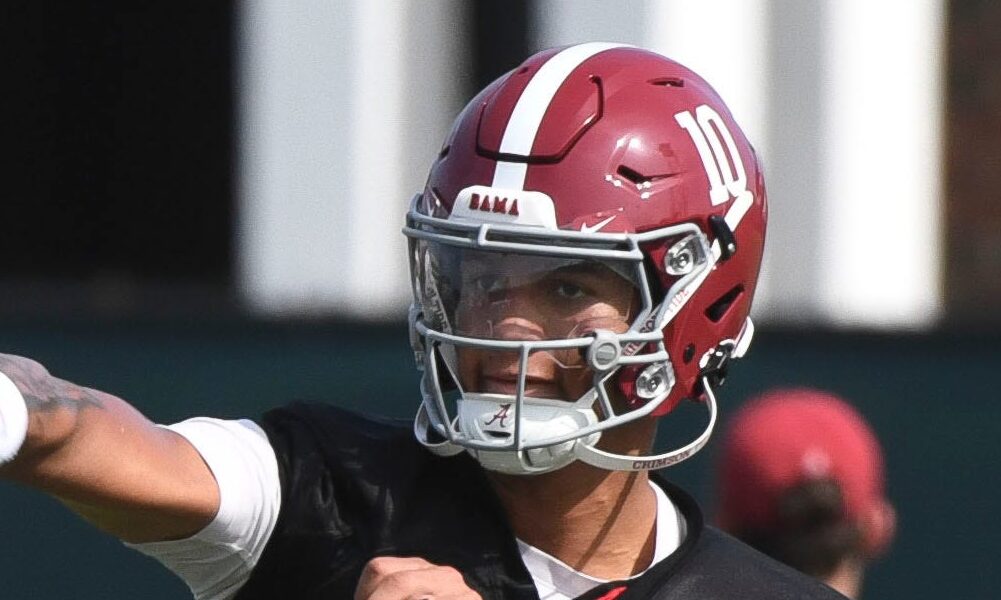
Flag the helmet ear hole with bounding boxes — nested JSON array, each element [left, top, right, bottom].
[[706, 285, 744, 323]]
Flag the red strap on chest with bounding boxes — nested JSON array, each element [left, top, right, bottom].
[[594, 585, 628, 600]]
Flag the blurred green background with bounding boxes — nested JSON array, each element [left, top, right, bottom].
[[1, 319, 997, 599]]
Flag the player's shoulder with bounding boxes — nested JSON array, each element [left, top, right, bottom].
[[260, 401, 413, 448], [255, 401, 468, 488]]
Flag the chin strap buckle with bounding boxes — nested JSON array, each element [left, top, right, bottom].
[[699, 341, 735, 391]]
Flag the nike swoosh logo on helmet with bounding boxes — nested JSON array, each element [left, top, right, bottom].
[[579, 215, 617, 233]]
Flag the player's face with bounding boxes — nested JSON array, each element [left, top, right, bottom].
[[451, 253, 638, 401]]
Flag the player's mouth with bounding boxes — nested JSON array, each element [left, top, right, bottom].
[[480, 374, 561, 399]]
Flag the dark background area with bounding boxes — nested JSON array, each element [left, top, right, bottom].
[[1, 1, 234, 316], [946, 0, 1001, 325], [1, 1, 999, 599]]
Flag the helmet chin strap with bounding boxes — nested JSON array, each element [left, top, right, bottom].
[[573, 374, 718, 471]]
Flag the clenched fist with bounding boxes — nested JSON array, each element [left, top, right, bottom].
[[354, 556, 483, 600]]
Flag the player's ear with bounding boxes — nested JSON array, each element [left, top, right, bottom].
[[860, 498, 896, 558]]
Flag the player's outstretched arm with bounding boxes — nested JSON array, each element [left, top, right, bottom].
[[0, 353, 220, 543]]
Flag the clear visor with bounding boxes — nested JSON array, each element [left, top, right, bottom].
[[413, 240, 644, 405], [414, 241, 641, 343]]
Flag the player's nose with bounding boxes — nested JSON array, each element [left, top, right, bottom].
[[483, 288, 549, 341]]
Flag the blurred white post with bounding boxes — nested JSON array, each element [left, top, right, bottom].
[[236, 0, 467, 319], [817, 0, 944, 328]]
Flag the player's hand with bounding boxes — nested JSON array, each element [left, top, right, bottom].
[[354, 556, 483, 600]]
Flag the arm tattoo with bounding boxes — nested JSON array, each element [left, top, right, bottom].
[[0, 354, 106, 414]]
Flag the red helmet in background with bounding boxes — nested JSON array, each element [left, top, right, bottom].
[[406, 43, 766, 474]]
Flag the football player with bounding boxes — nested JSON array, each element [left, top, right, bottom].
[[0, 44, 846, 599]]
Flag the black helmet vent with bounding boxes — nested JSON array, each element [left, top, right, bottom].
[[649, 77, 685, 88], [706, 285, 744, 323]]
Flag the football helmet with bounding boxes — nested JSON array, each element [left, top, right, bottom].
[[405, 43, 766, 475]]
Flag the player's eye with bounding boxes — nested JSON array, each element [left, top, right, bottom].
[[474, 274, 504, 294], [555, 282, 586, 300]]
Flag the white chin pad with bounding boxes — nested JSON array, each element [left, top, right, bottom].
[[456, 395, 600, 473]]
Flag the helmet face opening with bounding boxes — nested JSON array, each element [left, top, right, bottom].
[[406, 43, 767, 474], [407, 198, 716, 473]]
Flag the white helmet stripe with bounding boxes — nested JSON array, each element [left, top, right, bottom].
[[491, 42, 631, 191]]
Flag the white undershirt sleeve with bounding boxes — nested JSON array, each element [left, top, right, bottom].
[[126, 417, 282, 600]]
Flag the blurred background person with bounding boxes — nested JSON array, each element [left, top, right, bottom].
[[715, 388, 896, 599]]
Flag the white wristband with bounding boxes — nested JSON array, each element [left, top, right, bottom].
[[0, 371, 29, 465]]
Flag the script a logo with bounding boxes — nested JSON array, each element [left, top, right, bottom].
[[484, 403, 512, 428], [469, 193, 520, 216]]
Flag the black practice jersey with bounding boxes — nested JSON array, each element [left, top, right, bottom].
[[233, 402, 845, 600]]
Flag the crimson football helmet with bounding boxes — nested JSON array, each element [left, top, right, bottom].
[[405, 43, 766, 475]]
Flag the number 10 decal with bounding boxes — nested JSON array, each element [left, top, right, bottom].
[[675, 105, 748, 207], [674, 104, 754, 259]]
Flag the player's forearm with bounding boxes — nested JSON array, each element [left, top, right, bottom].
[[0, 353, 111, 470], [0, 353, 220, 542]]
